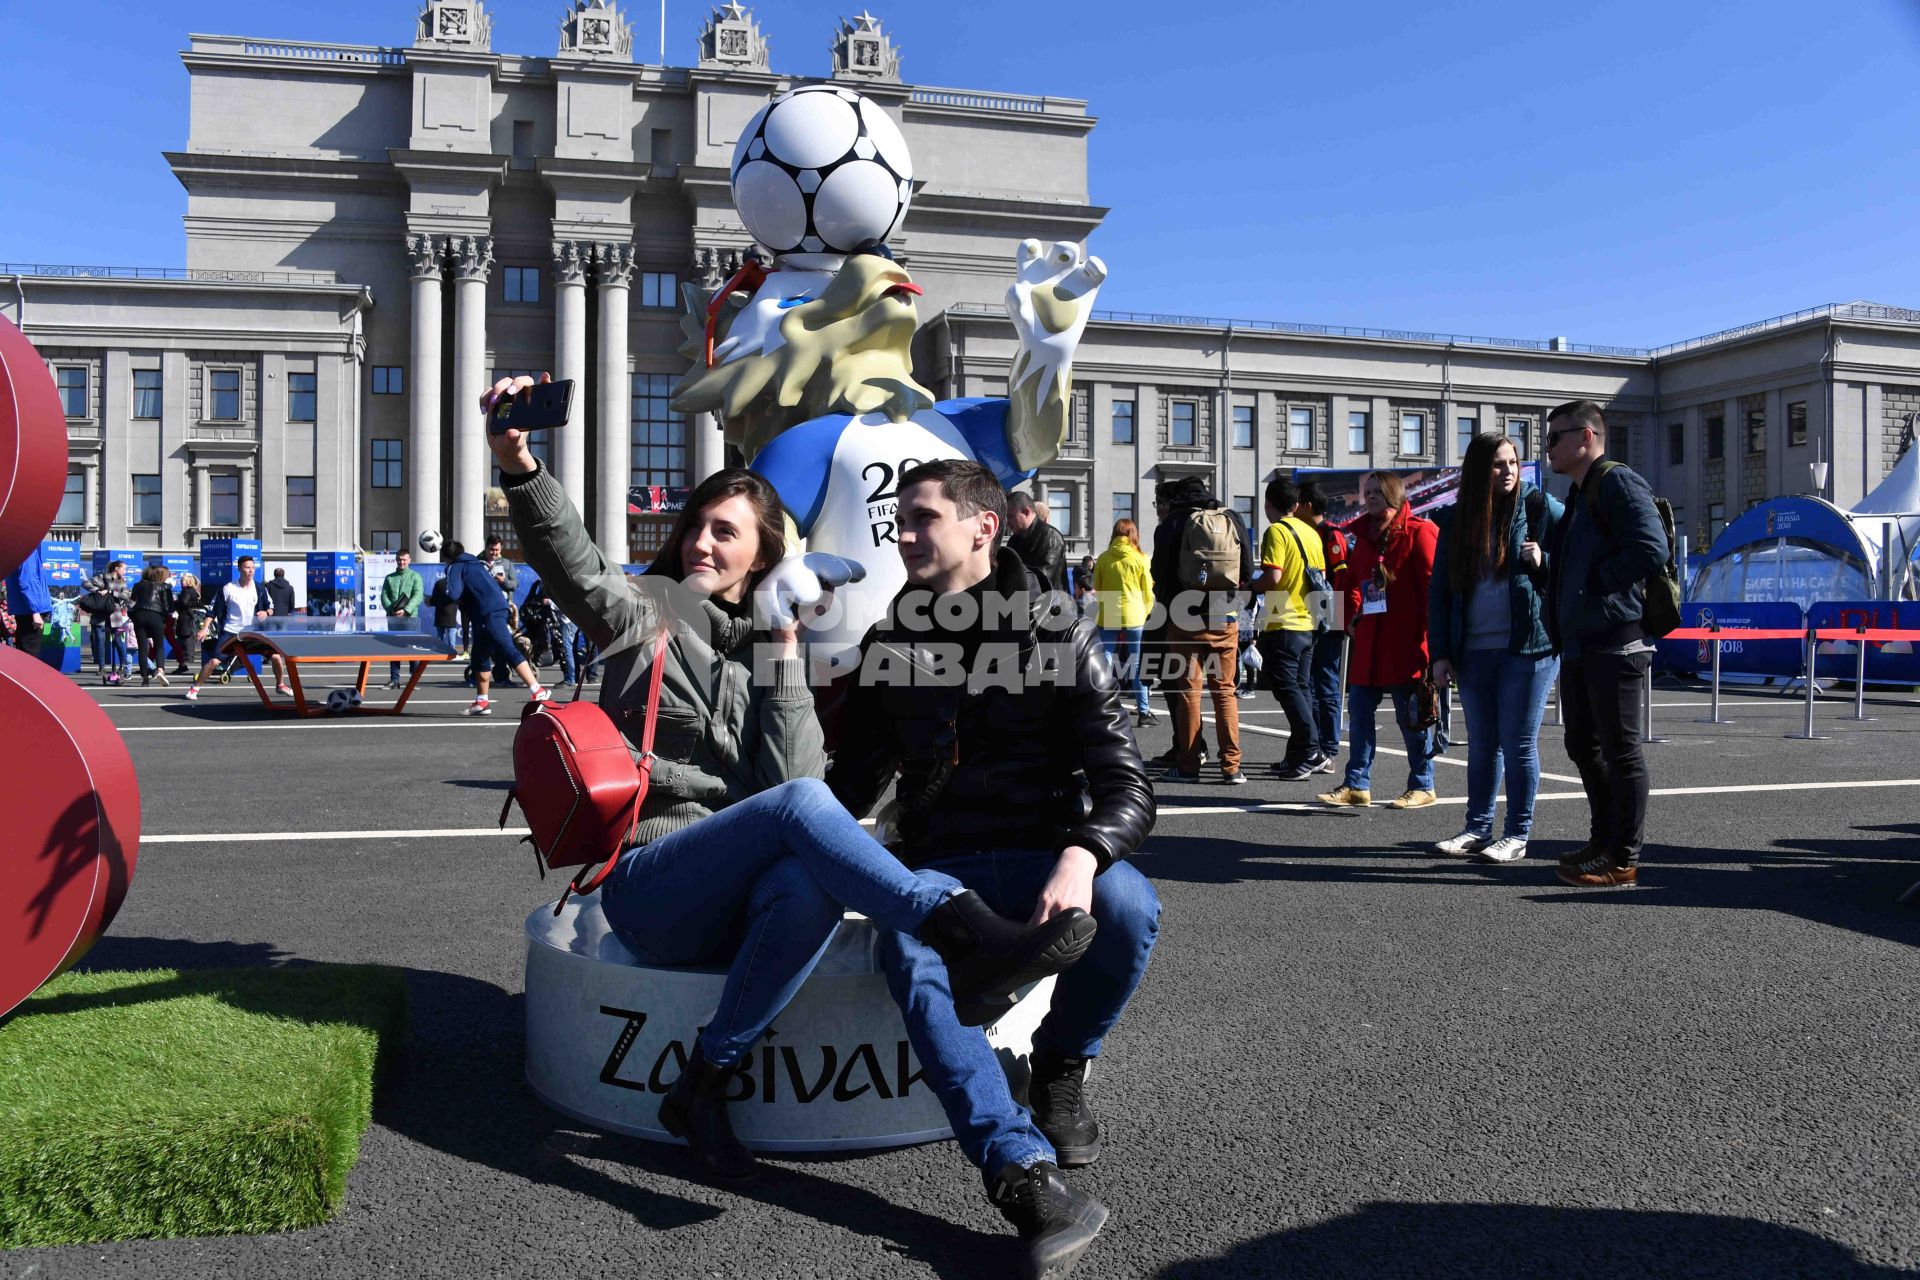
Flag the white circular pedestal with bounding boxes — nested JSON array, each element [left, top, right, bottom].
[[524, 896, 1054, 1152]]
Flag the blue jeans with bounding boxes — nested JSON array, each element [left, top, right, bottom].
[[1344, 683, 1436, 793], [875, 851, 1161, 1183], [437, 624, 461, 653], [1310, 631, 1345, 758], [1099, 626, 1149, 714], [556, 616, 579, 683], [1455, 650, 1558, 839], [598, 778, 951, 1070]]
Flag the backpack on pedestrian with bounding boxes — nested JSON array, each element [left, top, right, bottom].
[[1584, 460, 1681, 638], [1179, 505, 1244, 590]]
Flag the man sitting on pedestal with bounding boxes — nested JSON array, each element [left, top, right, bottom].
[[827, 459, 1160, 1280]]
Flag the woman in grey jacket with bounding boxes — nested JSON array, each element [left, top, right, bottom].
[[1427, 432, 1563, 863], [486, 375, 1095, 1187]]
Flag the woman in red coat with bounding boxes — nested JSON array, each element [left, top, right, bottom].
[[1319, 471, 1441, 808]]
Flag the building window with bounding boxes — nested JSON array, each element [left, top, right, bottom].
[[1788, 401, 1808, 447], [1706, 415, 1725, 461], [1232, 496, 1254, 532], [57, 366, 87, 418], [511, 119, 534, 160], [132, 474, 161, 527], [1707, 502, 1726, 541], [372, 366, 404, 395], [1609, 424, 1632, 461], [631, 372, 689, 488], [1288, 406, 1314, 452], [1111, 400, 1135, 444], [1455, 414, 1477, 458], [639, 273, 679, 308], [210, 473, 242, 527], [209, 369, 241, 421], [1505, 418, 1530, 459], [1231, 404, 1253, 449], [1348, 409, 1370, 455], [650, 128, 674, 168], [133, 369, 163, 419], [504, 267, 541, 304], [1112, 491, 1133, 530], [288, 372, 317, 423], [1668, 422, 1685, 466], [1398, 412, 1425, 457], [370, 530, 402, 553], [1746, 410, 1765, 454], [57, 467, 85, 525], [287, 476, 316, 528], [1046, 488, 1074, 538], [371, 439, 404, 489], [1171, 401, 1196, 448]]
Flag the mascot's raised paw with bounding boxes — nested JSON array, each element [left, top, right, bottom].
[[1004, 240, 1107, 471], [756, 552, 867, 631]]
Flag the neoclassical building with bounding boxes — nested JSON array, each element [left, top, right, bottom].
[[7, 0, 1919, 565]]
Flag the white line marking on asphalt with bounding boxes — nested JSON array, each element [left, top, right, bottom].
[[145, 827, 534, 844], [1200, 715, 1584, 783], [115, 720, 513, 733], [1157, 777, 1920, 816], [96, 697, 509, 709]]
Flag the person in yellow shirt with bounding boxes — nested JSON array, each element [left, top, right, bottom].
[[1249, 477, 1327, 779], [1093, 518, 1156, 724]]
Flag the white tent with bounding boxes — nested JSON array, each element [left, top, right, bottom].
[[1848, 422, 1920, 598]]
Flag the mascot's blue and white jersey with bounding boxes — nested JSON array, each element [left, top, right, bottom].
[[751, 397, 1032, 670]]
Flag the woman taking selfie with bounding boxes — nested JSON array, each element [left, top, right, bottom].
[[483, 375, 1096, 1188], [1427, 432, 1562, 862], [1318, 471, 1440, 809]]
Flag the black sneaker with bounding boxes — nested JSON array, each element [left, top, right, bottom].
[[1270, 761, 1314, 781], [990, 1160, 1109, 1280], [1028, 1052, 1101, 1167], [1159, 766, 1201, 783]]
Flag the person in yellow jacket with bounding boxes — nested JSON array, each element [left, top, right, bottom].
[[1093, 518, 1156, 724]]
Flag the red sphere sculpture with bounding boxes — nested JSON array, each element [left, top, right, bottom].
[[0, 313, 142, 1018]]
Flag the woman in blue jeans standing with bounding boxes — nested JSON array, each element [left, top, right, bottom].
[[1427, 432, 1563, 862], [486, 374, 1094, 1188]]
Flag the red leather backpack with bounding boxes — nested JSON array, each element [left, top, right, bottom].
[[500, 631, 667, 912]]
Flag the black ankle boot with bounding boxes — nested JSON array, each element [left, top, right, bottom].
[[1027, 1050, 1101, 1167], [657, 1043, 759, 1186], [915, 891, 1098, 1028], [990, 1160, 1109, 1280]]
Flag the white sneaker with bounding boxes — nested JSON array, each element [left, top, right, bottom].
[[465, 698, 492, 716], [1476, 836, 1529, 864], [1434, 831, 1491, 858], [184, 685, 199, 701], [530, 685, 552, 703]]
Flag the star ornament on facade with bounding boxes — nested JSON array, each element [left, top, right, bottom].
[[853, 9, 880, 30], [721, 0, 748, 18]]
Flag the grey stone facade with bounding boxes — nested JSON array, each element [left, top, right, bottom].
[[4, 5, 1920, 563]]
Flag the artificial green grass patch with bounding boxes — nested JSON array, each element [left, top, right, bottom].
[[0, 965, 408, 1248]]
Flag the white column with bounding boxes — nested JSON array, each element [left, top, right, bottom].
[[552, 240, 590, 505], [406, 234, 445, 550], [595, 244, 635, 559], [450, 234, 494, 554], [692, 411, 726, 483]]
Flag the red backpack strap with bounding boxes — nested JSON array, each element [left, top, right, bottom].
[[555, 628, 671, 911]]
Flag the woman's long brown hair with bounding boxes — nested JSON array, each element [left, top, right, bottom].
[[1447, 432, 1521, 596], [645, 467, 787, 590]]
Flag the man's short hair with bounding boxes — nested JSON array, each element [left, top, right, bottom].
[[272, 568, 286, 578], [1265, 476, 1299, 514], [445, 541, 465, 559], [1296, 481, 1327, 517], [899, 459, 1006, 537], [1006, 490, 1037, 516], [485, 537, 503, 550], [1548, 399, 1607, 436], [236, 555, 255, 568]]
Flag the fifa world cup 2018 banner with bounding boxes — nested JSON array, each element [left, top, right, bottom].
[[1291, 462, 1546, 527]]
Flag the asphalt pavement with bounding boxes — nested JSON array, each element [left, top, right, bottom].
[[10, 670, 1919, 1279]]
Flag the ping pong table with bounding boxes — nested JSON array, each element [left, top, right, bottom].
[[217, 619, 459, 716]]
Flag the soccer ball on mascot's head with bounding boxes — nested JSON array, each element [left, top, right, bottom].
[[730, 84, 913, 264]]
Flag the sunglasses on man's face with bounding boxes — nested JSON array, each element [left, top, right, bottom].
[[1545, 425, 1585, 449]]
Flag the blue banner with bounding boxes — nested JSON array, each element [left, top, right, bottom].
[[305, 551, 361, 618], [1654, 600, 1805, 678], [1806, 600, 1920, 684]]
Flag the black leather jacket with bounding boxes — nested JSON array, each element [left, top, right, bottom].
[[827, 552, 1155, 873], [1007, 520, 1068, 595]]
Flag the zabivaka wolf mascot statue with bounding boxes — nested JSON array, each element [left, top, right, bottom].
[[669, 84, 1106, 680]]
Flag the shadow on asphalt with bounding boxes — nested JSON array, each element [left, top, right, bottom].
[[1134, 828, 1920, 951], [70, 934, 1007, 1275], [1150, 1200, 1908, 1278]]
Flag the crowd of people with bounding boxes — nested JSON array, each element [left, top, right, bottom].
[[1000, 399, 1668, 888]]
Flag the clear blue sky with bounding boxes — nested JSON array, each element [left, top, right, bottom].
[[3, 0, 1917, 349]]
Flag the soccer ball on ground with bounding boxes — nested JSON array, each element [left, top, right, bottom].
[[325, 688, 363, 715], [418, 529, 442, 554], [730, 85, 913, 259]]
